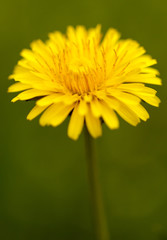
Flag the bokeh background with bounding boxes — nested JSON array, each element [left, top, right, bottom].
[[1, 0, 167, 239]]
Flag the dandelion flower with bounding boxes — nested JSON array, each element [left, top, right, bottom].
[[8, 25, 161, 140]]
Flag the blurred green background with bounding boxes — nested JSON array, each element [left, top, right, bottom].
[[1, 0, 167, 239]]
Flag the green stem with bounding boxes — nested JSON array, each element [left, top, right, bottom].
[[84, 127, 110, 240]]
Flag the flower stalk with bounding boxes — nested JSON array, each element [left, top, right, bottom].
[[84, 127, 110, 240]]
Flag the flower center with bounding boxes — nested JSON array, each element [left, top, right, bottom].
[[69, 58, 93, 74], [64, 57, 98, 95]]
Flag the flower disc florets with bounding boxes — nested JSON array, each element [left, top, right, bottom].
[[8, 25, 161, 140]]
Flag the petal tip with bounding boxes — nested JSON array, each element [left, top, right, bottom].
[[11, 97, 19, 102], [8, 75, 13, 80]]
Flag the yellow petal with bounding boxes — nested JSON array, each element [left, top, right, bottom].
[[78, 99, 88, 115], [101, 102, 119, 129], [102, 28, 120, 50], [118, 84, 159, 97], [50, 105, 74, 127], [8, 82, 31, 92], [118, 83, 145, 91], [109, 91, 141, 105], [36, 93, 62, 106], [136, 94, 161, 107], [135, 77, 161, 85], [27, 105, 48, 120], [21, 49, 36, 62], [37, 93, 78, 106], [124, 73, 162, 85], [128, 104, 149, 121], [115, 102, 140, 126], [141, 67, 160, 75], [90, 98, 102, 117], [30, 40, 52, 64], [68, 104, 84, 140], [39, 104, 62, 126], [10, 72, 48, 87], [39, 103, 74, 127], [51, 94, 79, 105], [102, 96, 120, 110], [85, 107, 102, 138], [84, 94, 93, 102], [11, 89, 52, 102]]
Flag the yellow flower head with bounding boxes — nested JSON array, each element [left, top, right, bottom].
[[8, 25, 161, 140]]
